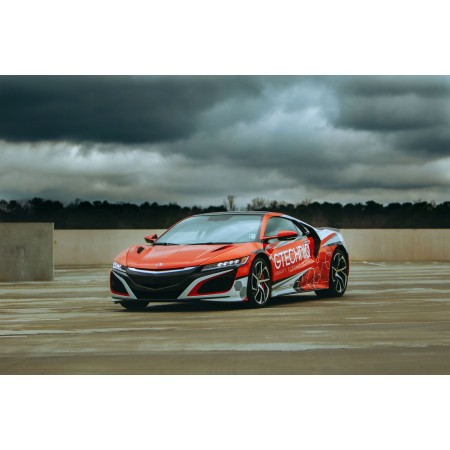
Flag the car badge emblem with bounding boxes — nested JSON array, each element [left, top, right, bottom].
[[156, 262, 164, 268]]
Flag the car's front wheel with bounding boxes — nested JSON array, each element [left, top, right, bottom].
[[315, 249, 348, 298], [119, 301, 149, 310], [247, 257, 272, 307]]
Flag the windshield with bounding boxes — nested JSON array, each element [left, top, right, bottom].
[[155, 214, 262, 245]]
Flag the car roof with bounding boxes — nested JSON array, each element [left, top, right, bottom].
[[184, 211, 317, 232], [192, 211, 277, 217]]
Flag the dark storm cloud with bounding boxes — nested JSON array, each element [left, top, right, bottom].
[[331, 76, 450, 133], [1, 75, 449, 148], [332, 76, 450, 98], [0, 76, 266, 144], [334, 95, 449, 131], [0, 76, 449, 205], [387, 126, 450, 157]]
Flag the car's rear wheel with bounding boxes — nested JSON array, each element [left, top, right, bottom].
[[247, 257, 272, 307], [119, 301, 149, 310], [315, 248, 348, 298]]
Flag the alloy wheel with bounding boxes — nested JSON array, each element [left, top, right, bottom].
[[331, 251, 348, 294], [250, 260, 271, 305]]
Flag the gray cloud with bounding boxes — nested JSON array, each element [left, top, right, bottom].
[[331, 76, 450, 98], [334, 94, 450, 131], [0, 76, 265, 144], [389, 126, 450, 157], [331, 77, 450, 134], [0, 76, 449, 205]]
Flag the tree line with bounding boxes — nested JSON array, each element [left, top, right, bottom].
[[0, 197, 449, 229]]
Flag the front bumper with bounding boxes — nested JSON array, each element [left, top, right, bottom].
[[110, 265, 248, 303]]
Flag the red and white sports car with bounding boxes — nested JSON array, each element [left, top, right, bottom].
[[110, 211, 349, 309]]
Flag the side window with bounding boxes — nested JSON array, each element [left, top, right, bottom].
[[264, 217, 301, 238]]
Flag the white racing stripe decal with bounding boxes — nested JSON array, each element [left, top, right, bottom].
[[111, 272, 137, 299], [272, 268, 312, 296], [197, 276, 248, 302], [323, 235, 343, 247], [177, 269, 234, 298]]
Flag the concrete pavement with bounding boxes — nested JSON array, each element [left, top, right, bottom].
[[1, 262, 449, 374]]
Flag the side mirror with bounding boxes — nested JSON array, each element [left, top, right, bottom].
[[144, 233, 158, 244], [276, 230, 298, 241], [262, 230, 298, 242]]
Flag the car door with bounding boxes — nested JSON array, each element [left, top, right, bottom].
[[262, 217, 316, 295]]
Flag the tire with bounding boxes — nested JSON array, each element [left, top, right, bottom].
[[315, 249, 349, 298], [246, 257, 272, 307], [119, 301, 149, 310]]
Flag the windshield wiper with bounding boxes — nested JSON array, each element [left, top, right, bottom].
[[152, 242, 179, 246]]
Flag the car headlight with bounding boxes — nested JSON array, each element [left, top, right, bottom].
[[203, 256, 249, 271], [112, 261, 127, 272]]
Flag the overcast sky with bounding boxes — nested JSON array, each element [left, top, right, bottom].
[[0, 76, 449, 206]]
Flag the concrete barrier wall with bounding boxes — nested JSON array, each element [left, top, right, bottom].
[[0, 223, 53, 281], [54, 229, 166, 266], [343, 229, 449, 262], [53, 228, 450, 266]]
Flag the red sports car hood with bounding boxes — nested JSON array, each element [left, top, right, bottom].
[[126, 243, 259, 270]]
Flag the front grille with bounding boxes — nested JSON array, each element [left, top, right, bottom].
[[127, 267, 198, 290], [128, 274, 183, 289]]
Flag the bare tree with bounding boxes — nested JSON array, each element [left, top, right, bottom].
[[223, 195, 237, 211], [247, 197, 268, 211]]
